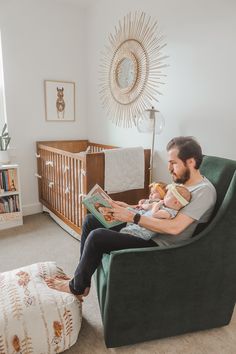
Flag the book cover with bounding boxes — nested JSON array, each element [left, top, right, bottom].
[[3, 197, 10, 213], [9, 169, 17, 191], [15, 195, 20, 211], [0, 199, 4, 213], [7, 169, 11, 191], [86, 184, 112, 199], [13, 169, 18, 190], [0, 173, 3, 191], [3, 171, 9, 191], [82, 184, 123, 228], [2, 171, 7, 191]]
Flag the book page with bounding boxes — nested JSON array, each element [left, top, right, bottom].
[[87, 184, 112, 201]]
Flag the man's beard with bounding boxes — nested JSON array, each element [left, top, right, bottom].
[[172, 167, 190, 184]]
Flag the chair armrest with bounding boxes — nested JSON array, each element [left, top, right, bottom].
[[108, 241, 198, 293]]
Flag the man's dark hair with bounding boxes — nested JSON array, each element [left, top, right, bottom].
[[166, 136, 203, 169]]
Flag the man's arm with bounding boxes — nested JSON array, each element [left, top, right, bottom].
[[110, 201, 194, 235], [113, 201, 138, 208], [138, 213, 194, 235], [152, 209, 172, 219]]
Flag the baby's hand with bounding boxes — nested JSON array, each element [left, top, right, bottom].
[[140, 203, 150, 210], [138, 199, 146, 206], [151, 200, 164, 213]]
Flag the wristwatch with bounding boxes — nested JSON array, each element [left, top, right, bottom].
[[133, 213, 141, 225]]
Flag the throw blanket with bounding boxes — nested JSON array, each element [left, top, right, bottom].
[[104, 147, 144, 193]]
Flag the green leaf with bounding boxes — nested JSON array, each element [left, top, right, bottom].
[[2, 123, 7, 135], [0, 124, 11, 150]]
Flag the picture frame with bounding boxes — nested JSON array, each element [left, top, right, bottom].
[[44, 80, 75, 121]]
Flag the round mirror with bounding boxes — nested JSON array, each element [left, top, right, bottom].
[[116, 58, 135, 89]]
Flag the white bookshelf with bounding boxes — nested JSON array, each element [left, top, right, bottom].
[[0, 164, 23, 230]]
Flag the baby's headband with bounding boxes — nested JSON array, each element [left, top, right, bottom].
[[166, 184, 189, 206], [149, 182, 166, 199]]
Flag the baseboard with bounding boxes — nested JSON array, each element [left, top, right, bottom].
[[43, 206, 81, 242], [22, 202, 43, 216]]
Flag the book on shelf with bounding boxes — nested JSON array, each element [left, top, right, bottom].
[[0, 195, 20, 214], [0, 168, 18, 192], [82, 184, 123, 228]]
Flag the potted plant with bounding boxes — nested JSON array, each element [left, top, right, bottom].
[[0, 123, 11, 164]]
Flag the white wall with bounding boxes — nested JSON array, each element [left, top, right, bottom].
[[0, 0, 88, 214], [86, 0, 236, 182], [0, 0, 236, 214]]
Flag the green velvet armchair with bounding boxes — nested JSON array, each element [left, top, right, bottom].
[[94, 155, 236, 348]]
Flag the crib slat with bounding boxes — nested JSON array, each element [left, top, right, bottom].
[[55, 153, 59, 211], [63, 155, 67, 219], [68, 156, 72, 222], [80, 159, 83, 226], [74, 159, 77, 226], [59, 153, 62, 214]]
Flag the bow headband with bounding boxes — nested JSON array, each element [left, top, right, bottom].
[[149, 183, 166, 199], [166, 184, 189, 206]]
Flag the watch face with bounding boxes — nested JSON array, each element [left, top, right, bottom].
[[133, 213, 141, 224]]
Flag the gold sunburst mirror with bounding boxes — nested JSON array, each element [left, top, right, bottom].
[[99, 11, 168, 127]]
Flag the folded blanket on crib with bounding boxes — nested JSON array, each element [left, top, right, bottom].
[[104, 147, 144, 194]]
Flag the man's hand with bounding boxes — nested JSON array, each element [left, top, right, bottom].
[[113, 201, 129, 208], [109, 201, 135, 223], [112, 200, 139, 209]]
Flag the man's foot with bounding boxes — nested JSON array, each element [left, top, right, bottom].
[[45, 277, 90, 302], [56, 274, 71, 280]]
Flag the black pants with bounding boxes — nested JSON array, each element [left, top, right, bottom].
[[69, 214, 157, 295]]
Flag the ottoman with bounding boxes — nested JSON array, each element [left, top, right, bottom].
[[0, 262, 82, 353]]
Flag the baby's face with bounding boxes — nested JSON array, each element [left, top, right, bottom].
[[164, 191, 181, 210], [149, 188, 161, 200]]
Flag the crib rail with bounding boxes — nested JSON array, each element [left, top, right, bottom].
[[36, 140, 150, 237], [36, 140, 116, 234]]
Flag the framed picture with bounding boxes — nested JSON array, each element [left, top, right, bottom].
[[44, 80, 75, 121]]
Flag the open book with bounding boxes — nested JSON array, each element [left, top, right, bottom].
[[82, 184, 124, 228]]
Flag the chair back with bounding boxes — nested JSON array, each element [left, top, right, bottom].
[[192, 155, 236, 236], [200, 155, 236, 215]]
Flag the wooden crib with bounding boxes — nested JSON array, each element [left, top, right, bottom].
[[36, 140, 150, 239]]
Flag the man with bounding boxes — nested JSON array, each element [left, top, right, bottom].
[[46, 136, 217, 301]]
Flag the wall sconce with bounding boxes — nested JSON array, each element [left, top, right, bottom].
[[137, 107, 165, 183]]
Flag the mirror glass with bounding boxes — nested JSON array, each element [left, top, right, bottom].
[[116, 58, 135, 89]]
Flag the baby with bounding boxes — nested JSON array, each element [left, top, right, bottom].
[[151, 184, 191, 219], [120, 184, 191, 240], [137, 182, 167, 210]]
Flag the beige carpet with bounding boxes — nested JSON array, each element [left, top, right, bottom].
[[0, 213, 236, 354]]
